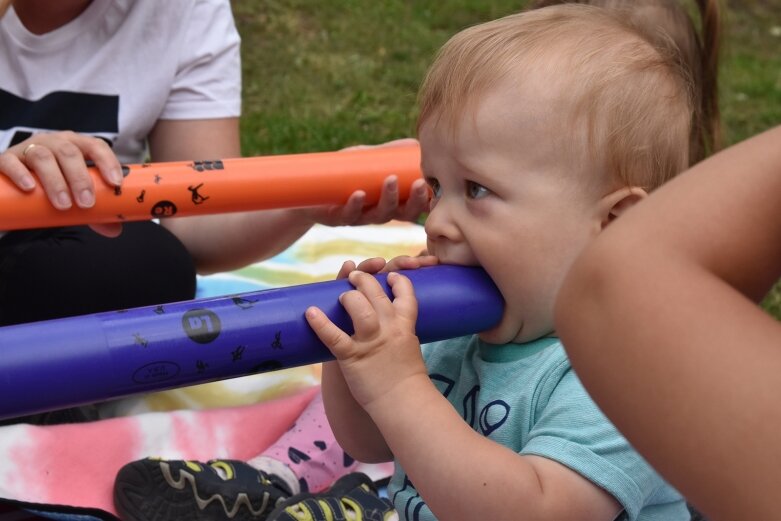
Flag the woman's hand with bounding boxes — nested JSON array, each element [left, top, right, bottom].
[[0, 132, 125, 236], [0, 131, 123, 209], [301, 138, 431, 226]]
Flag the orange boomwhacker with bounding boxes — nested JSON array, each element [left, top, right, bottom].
[[0, 144, 422, 230]]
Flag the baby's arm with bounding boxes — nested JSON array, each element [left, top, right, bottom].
[[320, 361, 393, 463], [308, 271, 622, 520], [364, 374, 622, 520]]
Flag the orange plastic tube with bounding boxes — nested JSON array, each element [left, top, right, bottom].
[[0, 144, 422, 230]]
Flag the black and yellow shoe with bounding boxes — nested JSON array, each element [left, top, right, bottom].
[[114, 458, 292, 521], [267, 472, 396, 521]]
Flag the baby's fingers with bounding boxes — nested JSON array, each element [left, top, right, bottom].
[[383, 254, 438, 273], [336, 260, 357, 280], [339, 285, 382, 339], [387, 272, 418, 323], [305, 306, 355, 359], [354, 257, 387, 274], [347, 271, 395, 317], [335, 257, 387, 280]]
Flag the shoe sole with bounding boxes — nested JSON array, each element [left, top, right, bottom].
[[114, 460, 277, 521]]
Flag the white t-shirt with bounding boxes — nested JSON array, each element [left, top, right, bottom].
[[0, 0, 241, 164]]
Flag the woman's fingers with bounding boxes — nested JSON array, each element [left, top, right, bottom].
[[20, 142, 74, 209], [2, 132, 123, 210], [74, 135, 123, 187], [370, 175, 400, 222], [0, 153, 36, 191], [88, 223, 123, 238], [400, 177, 431, 222]]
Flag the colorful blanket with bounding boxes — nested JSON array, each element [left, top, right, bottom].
[[0, 222, 427, 519]]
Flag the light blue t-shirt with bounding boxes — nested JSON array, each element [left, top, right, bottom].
[[388, 336, 688, 521]]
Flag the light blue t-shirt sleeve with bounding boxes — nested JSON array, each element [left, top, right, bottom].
[[521, 366, 683, 521]]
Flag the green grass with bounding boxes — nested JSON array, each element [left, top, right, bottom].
[[233, 1, 523, 153], [720, 2, 781, 143], [233, 0, 781, 315]]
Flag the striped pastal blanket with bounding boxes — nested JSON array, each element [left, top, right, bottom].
[[0, 222, 426, 520]]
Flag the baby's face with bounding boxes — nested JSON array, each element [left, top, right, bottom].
[[420, 81, 605, 344]]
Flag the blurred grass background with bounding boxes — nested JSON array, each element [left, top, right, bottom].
[[232, 0, 781, 315]]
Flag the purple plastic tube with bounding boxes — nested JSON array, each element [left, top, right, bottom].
[[0, 265, 503, 420]]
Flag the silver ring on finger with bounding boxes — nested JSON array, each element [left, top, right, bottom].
[[22, 143, 39, 160]]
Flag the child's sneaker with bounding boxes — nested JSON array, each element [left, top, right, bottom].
[[113, 457, 293, 521], [267, 472, 397, 521]]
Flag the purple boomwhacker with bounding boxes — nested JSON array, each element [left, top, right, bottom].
[[0, 265, 503, 420]]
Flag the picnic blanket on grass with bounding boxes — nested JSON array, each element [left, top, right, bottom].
[[0, 222, 426, 519]]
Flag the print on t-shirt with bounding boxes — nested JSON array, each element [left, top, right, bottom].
[[0, 89, 119, 150]]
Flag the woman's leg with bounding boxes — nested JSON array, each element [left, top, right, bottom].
[[0, 222, 196, 424], [0, 222, 196, 326]]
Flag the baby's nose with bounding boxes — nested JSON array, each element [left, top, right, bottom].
[[424, 202, 460, 242]]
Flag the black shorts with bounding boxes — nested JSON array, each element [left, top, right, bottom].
[[0, 221, 196, 326]]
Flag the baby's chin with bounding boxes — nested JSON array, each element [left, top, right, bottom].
[[477, 317, 525, 345], [478, 315, 556, 345]]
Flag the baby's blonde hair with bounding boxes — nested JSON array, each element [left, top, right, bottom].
[[418, 3, 712, 191], [530, 0, 722, 164]]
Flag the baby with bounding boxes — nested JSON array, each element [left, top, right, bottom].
[[307, 2, 720, 520]]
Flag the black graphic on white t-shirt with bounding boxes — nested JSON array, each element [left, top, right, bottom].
[[0, 89, 119, 150]]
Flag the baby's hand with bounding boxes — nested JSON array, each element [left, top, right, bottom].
[[301, 138, 431, 227], [306, 270, 428, 411], [335, 255, 438, 280]]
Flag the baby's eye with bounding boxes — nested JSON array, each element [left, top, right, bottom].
[[426, 178, 442, 198], [466, 181, 490, 199]]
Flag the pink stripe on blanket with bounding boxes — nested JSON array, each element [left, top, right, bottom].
[[0, 386, 319, 517]]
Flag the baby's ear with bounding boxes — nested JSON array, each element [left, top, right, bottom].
[[599, 186, 648, 229]]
